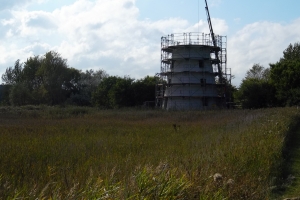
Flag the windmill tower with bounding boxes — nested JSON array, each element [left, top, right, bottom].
[[155, 1, 231, 110]]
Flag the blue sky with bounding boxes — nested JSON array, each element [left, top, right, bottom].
[[1, 0, 300, 86]]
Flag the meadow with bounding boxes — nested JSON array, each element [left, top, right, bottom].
[[0, 106, 299, 199]]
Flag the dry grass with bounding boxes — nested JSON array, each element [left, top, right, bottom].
[[0, 106, 299, 199]]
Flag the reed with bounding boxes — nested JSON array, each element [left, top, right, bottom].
[[0, 107, 298, 199]]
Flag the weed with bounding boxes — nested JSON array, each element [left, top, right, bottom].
[[0, 107, 298, 199]]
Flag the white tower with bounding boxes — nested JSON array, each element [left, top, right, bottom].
[[156, 33, 229, 110]]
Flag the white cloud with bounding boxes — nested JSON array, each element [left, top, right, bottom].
[[176, 18, 228, 35], [2, 0, 299, 89], [228, 19, 300, 86], [0, 0, 210, 81], [0, 0, 47, 11], [210, 0, 223, 7], [234, 18, 241, 24]]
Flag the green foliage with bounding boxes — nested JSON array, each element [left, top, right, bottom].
[[245, 63, 270, 80], [1, 51, 82, 106], [132, 76, 156, 106], [71, 69, 108, 106], [1, 52, 156, 108], [236, 78, 275, 109], [23, 55, 43, 90], [225, 82, 237, 104], [0, 85, 11, 105], [9, 82, 32, 106], [236, 42, 300, 108], [37, 51, 81, 105], [236, 64, 275, 108], [92, 75, 156, 108], [270, 42, 300, 106], [1, 59, 24, 84], [270, 59, 300, 106], [281, 42, 300, 62], [92, 76, 120, 108], [108, 76, 134, 108]]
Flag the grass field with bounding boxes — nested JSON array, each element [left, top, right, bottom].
[[280, 115, 300, 199], [0, 106, 299, 199]]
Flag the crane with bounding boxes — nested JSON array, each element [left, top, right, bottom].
[[204, 0, 223, 83]]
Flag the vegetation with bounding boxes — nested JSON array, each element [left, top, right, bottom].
[[1, 52, 81, 106], [235, 42, 300, 108], [0, 51, 156, 107], [92, 75, 156, 108], [72, 69, 108, 106], [270, 43, 300, 106], [2, 42, 300, 109], [0, 106, 299, 199], [0, 85, 10, 105], [1, 40, 300, 199], [280, 119, 300, 199], [235, 64, 276, 108]]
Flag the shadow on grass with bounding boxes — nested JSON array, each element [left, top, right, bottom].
[[0, 105, 93, 119], [273, 114, 300, 198]]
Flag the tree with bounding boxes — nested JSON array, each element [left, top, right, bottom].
[[92, 76, 120, 108], [71, 69, 108, 106], [236, 78, 275, 109], [92, 76, 135, 108], [20, 56, 44, 104], [245, 63, 270, 81], [23, 56, 42, 90], [1, 59, 23, 85], [225, 82, 237, 105], [36, 51, 81, 105], [1, 51, 81, 106], [9, 82, 32, 106], [0, 85, 11, 105], [132, 76, 156, 106], [108, 76, 134, 108], [281, 42, 300, 62], [236, 64, 276, 109], [270, 42, 300, 106], [92, 75, 157, 108], [270, 60, 300, 106]]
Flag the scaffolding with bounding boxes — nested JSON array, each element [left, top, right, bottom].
[[155, 32, 230, 110]]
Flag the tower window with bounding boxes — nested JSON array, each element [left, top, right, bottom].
[[200, 78, 206, 86], [171, 61, 175, 69], [203, 97, 208, 106], [199, 60, 204, 68]]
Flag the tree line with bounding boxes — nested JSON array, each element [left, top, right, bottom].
[[1, 42, 300, 109], [0, 51, 156, 108], [235, 42, 300, 108]]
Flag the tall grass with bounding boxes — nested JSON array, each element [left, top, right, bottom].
[[0, 107, 299, 199]]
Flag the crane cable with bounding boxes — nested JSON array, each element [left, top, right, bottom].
[[198, 0, 200, 33]]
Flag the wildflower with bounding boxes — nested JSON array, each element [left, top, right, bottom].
[[213, 173, 223, 182], [226, 179, 234, 186], [286, 174, 296, 185]]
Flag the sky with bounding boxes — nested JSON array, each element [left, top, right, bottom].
[[1, 0, 300, 86]]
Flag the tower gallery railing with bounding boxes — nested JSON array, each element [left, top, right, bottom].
[[161, 32, 226, 49]]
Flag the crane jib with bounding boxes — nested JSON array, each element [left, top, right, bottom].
[[204, 0, 223, 83]]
